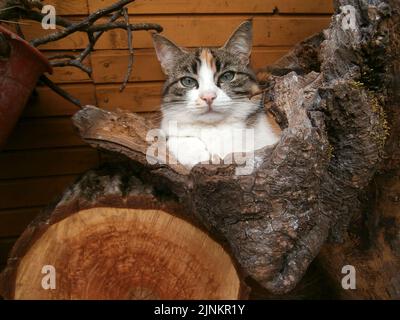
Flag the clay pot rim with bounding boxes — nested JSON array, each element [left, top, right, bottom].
[[0, 24, 53, 74]]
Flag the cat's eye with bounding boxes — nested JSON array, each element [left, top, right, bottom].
[[219, 71, 235, 82], [180, 77, 198, 88]]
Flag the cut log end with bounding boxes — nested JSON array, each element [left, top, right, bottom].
[[3, 207, 242, 300]]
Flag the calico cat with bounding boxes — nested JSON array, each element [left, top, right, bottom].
[[152, 21, 281, 169]]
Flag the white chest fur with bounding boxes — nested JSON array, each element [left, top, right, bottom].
[[162, 113, 280, 168]]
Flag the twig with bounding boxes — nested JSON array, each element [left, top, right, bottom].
[[87, 22, 163, 33], [39, 75, 82, 108], [77, 9, 123, 62], [44, 10, 125, 79], [0, 6, 21, 12], [47, 9, 127, 78], [120, 7, 133, 92], [15, 22, 25, 39], [0, 19, 30, 24], [50, 59, 92, 76]]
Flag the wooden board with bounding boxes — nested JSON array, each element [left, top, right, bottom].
[[45, 0, 89, 15], [0, 175, 77, 210], [95, 16, 331, 50], [20, 16, 330, 50], [96, 82, 163, 112], [0, 147, 99, 179], [3, 118, 85, 151], [91, 49, 164, 83], [47, 65, 90, 83], [89, 0, 334, 14], [0, 208, 41, 238], [91, 47, 290, 83], [22, 84, 96, 118]]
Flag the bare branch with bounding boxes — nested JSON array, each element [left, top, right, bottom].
[[29, 0, 141, 47], [50, 59, 92, 76], [15, 22, 24, 38], [119, 7, 133, 92], [77, 9, 123, 62], [87, 22, 163, 33]]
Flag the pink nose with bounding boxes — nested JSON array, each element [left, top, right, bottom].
[[200, 92, 217, 106]]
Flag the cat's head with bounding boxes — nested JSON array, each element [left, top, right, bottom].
[[152, 21, 260, 124]]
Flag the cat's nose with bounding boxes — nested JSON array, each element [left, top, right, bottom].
[[200, 92, 217, 106]]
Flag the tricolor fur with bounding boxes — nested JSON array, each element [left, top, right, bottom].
[[152, 21, 281, 168]]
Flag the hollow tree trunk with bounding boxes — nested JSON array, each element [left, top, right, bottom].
[[1, 0, 399, 299], [0, 163, 244, 299]]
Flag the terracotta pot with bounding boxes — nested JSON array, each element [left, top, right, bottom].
[[0, 25, 52, 149]]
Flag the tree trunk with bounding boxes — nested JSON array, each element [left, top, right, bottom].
[[0, 163, 245, 299], [316, 0, 400, 299], [1, 0, 399, 299]]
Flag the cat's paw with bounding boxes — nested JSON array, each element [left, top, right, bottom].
[[167, 137, 211, 169]]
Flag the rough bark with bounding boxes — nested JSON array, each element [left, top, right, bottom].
[[316, 0, 400, 299]]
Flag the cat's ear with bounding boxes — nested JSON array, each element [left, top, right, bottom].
[[152, 33, 185, 74], [223, 20, 253, 65]]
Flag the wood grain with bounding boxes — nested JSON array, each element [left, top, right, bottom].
[[89, 0, 334, 14], [13, 207, 241, 299], [96, 82, 163, 112], [45, 0, 89, 15], [96, 15, 331, 50], [20, 16, 330, 50]]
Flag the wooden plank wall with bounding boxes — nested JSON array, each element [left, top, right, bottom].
[[0, 0, 333, 268]]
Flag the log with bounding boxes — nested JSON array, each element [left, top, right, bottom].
[[0, 163, 244, 299]]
